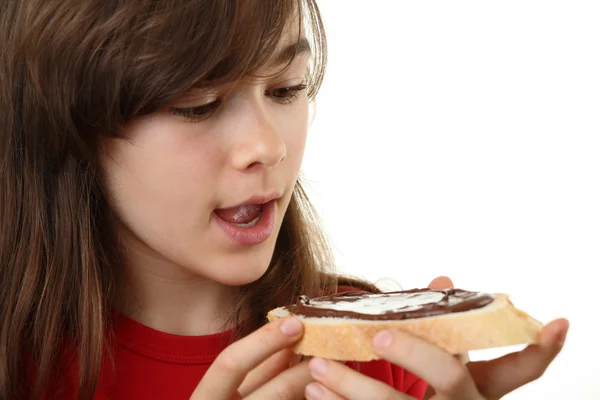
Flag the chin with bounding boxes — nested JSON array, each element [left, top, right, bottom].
[[201, 246, 276, 287], [213, 263, 271, 286]]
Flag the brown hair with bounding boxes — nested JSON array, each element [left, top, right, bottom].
[[0, 0, 377, 398]]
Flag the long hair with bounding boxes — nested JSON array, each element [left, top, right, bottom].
[[0, 0, 376, 398]]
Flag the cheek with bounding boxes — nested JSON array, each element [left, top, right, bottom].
[[98, 121, 222, 238], [281, 101, 309, 169]]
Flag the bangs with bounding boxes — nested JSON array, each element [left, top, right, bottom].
[[5, 0, 327, 143], [122, 0, 327, 117]]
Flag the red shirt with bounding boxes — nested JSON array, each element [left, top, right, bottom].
[[46, 313, 429, 399]]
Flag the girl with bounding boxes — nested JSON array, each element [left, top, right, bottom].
[[0, 0, 568, 399]]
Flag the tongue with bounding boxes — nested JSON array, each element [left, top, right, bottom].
[[215, 204, 262, 224]]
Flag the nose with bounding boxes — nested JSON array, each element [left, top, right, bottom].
[[230, 102, 286, 171]]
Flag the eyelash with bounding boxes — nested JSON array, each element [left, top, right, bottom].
[[268, 83, 308, 104], [169, 83, 308, 122]]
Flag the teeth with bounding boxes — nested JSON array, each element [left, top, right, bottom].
[[231, 214, 261, 228]]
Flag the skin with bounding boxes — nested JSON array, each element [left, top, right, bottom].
[[99, 34, 312, 336], [191, 277, 568, 400], [99, 24, 570, 400], [303, 277, 569, 400], [100, 26, 318, 399]]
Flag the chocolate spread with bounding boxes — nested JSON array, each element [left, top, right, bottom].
[[285, 288, 495, 320]]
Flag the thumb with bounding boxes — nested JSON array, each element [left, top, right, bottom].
[[428, 276, 454, 290]]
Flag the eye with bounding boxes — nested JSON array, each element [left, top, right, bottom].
[[266, 83, 308, 104], [169, 99, 222, 122]]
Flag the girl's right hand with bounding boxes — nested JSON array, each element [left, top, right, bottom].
[[191, 317, 310, 399]]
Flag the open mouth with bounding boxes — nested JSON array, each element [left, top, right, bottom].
[[214, 203, 264, 228], [212, 200, 277, 246]]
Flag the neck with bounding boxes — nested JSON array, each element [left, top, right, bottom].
[[115, 233, 237, 336]]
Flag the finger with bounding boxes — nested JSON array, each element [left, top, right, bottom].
[[290, 352, 303, 366], [307, 358, 411, 400], [467, 318, 569, 399], [191, 317, 303, 399], [428, 276, 454, 290], [372, 330, 480, 397], [245, 360, 312, 400], [305, 382, 345, 400], [238, 349, 297, 396], [455, 352, 470, 365]]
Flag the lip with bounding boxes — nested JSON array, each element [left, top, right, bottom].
[[213, 199, 277, 246], [219, 191, 282, 210]]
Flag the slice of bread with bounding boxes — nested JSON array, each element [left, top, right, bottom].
[[267, 291, 543, 361]]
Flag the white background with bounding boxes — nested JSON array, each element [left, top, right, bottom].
[[302, 1, 599, 399]]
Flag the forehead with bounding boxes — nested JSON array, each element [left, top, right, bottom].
[[185, 11, 307, 83], [108, 0, 325, 115], [269, 37, 312, 68]]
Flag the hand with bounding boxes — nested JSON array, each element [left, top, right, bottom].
[[191, 316, 309, 399], [303, 276, 569, 400]]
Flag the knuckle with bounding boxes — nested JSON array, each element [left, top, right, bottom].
[[333, 365, 352, 392], [215, 350, 243, 374], [262, 320, 278, 335], [262, 327, 279, 347], [437, 365, 470, 393], [373, 385, 398, 400], [273, 379, 297, 400], [400, 339, 420, 360], [526, 366, 545, 382], [516, 354, 547, 383], [258, 322, 284, 347]]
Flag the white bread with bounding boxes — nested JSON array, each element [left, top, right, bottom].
[[267, 292, 543, 361]]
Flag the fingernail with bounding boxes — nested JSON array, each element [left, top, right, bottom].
[[556, 329, 568, 347], [306, 383, 325, 400], [280, 317, 302, 336], [309, 357, 328, 376], [373, 330, 393, 349]]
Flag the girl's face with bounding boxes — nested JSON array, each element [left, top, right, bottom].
[[100, 37, 311, 286]]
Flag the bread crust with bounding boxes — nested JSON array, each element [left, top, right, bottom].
[[267, 294, 543, 361]]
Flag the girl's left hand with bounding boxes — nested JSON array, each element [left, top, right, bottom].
[[303, 276, 569, 400]]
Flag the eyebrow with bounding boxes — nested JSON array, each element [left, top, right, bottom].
[[271, 38, 312, 67]]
